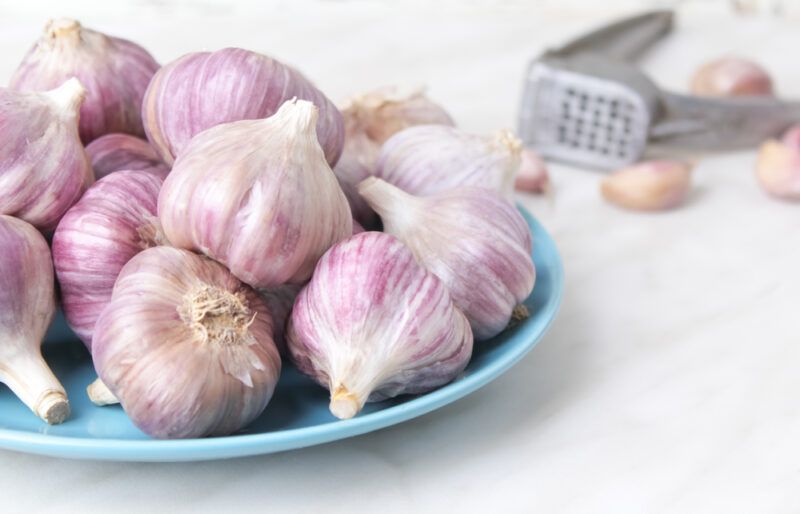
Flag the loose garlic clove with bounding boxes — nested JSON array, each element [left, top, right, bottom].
[[334, 86, 454, 226], [159, 99, 353, 288], [515, 148, 551, 194], [53, 170, 166, 349], [601, 160, 693, 211], [375, 125, 521, 200], [755, 139, 800, 201], [142, 48, 343, 167], [358, 178, 535, 341], [0, 78, 94, 231], [287, 232, 473, 419], [690, 56, 773, 97], [92, 247, 281, 438], [87, 377, 118, 406], [85, 133, 168, 180], [11, 18, 160, 143], [0, 216, 70, 424]]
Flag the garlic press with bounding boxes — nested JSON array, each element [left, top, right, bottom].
[[518, 10, 800, 170]]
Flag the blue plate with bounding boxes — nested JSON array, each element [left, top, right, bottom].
[[0, 207, 562, 462]]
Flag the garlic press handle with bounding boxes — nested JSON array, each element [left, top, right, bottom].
[[551, 10, 673, 61], [651, 93, 800, 149]]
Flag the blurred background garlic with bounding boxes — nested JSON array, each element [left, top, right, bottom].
[[335, 86, 454, 226], [0, 78, 94, 231], [689, 56, 774, 97], [10, 18, 160, 143], [359, 178, 535, 340], [375, 125, 520, 199], [755, 126, 800, 200], [515, 148, 551, 195], [287, 232, 473, 420], [142, 47, 343, 166], [601, 160, 693, 211], [0, 216, 69, 424], [85, 133, 168, 179], [158, 99, 352, 288], [92, 247, 281, 438]]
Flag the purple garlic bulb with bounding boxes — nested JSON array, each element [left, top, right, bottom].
[[52, 170, 166, 349], [159, 99, 352, 288], [690, 56, 774, 97], [359, 178, 535, 341], [11, 18, 160, 143], [515, 148, 551, 195], [92, 247, 281, 439], [335, 86, 454, 226], [142, 47, 343, 167], [0, 78, 94, 231], [0, 215, 69, 424], [287, 232, 473, 420], [258, 284, 303, 355], [375, 125, 520, 200], [85, 133, 168, 180]]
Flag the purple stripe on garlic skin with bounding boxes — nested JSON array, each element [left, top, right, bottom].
[[375, 125, 521, 200], [11, 18, 160, 144], [287, 232, 473, 420], [52, 170, 165, 349], [0, 78, 94, 231], [92, 247, 281, 439], [85, 133, 168, 180], [158, 99, 353, 289], [358, 178, 535, 341], [0, 215, 70, 424], [141, 47, 344, 167]]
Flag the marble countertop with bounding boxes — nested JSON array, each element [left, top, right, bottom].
[[1, 2, 799, 512]]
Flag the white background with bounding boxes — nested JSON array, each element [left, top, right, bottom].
[[1, 1, 800, 512]]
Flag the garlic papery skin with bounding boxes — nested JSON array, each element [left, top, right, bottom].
[[375, 125, 520, 199], [287, 232, 473, 420], [690, 56, 774, 97], [0, 78, 94, 231], [257, 284, 302, 355], [515, 148, 551, 194], [142, 47, 343, 167], [52, 170, 166, 349], [11, 18, 160, 143], [85, 133, 168, 179], [159, 99, 353, 288], [92, 247, 281, 439], [359, 178, 535, 341], [601, 160, 693, 211], [334, 86, 454, 226], [755, 139, 800, 201], [0, 215, 70, 424]]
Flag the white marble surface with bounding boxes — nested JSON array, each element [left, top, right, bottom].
[[1, 2, 800, 512]]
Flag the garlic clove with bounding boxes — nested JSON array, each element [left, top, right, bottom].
[[92, 246, 281, 439], [601, 160, 693, 211], [11, 18, 160, 143], [53, 170, 165, 349], [287, 232, 473, 419], [87, 377, 118, 406], [158, 99, 353, 288], [358, 178, 535, 341], [0, 78, 94, 231], [142, 47, 343, 167], [690, 56, 774, 97], [85, 133, 168, 179], [515, 148, 551, 194], [374, 125, 521, 200], [257, 284, 303, 355], [755, 139, 800, 201], [0, 215, 70, 424]]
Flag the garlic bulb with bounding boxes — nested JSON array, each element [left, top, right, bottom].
[[52, 170, 165, 348], [359, 178, 535, 340], [755, 131, 800, 201], [601, 160, 693, 211], [258, 284, 302, 354], [142, 47, 343, 166], [0, 78, 94, 231], [85, 133, 168, 179], [11, 18, 160, 143], [335, 86, 454, 225], [375, 125, 520, 199], [92, 246, 281, 439], [287, 232, 473, 419], [0, 215, 69, 424], [690, 56, 773, 97], [159, 99, 352, 288], [351, 219, 365, 235], [515, 148, 551, 194]]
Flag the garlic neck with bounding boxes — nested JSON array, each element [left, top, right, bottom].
[[329, 384, 365, 420], [272, 98, 319, 136], [0, 352, 69, 424], [491, 129, 522, 157], [357, 177, 421, 235], [45, 78, 87, 116], [45, 18, 82, 43], [178, 285, 255, 347]]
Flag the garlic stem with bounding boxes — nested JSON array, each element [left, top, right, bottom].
[[0, 352, 70, 424], [45, 77, 87, 114], [357, 177, 421, 234], [87, 377, 119, 406], [329, 385, 363, 420], [45, 18, 81, 41]]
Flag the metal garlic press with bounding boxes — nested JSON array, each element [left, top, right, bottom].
[[518, 10, 800, 170]]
